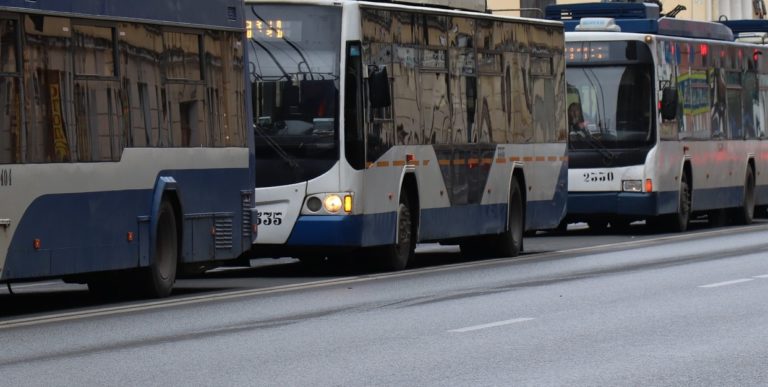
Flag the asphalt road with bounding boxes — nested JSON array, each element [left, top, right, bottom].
[[1, 221, 767, 385]]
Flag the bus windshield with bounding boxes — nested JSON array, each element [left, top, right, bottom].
[[566, 65, 655, 149], [247, 4, 342, 186]]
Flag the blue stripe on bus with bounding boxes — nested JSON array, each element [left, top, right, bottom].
[[420, 204, 507, 240], [568, 184, 761, 217], [285, 198, 568, 248], [691, 186, 744, 211], [285, 213, 395, 247], [568, 191, 665, 216], [2, 168, 250, 281]]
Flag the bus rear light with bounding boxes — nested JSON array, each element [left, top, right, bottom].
[[127, 232, 135, 242], [645, 179, 653, 193], [33, 239, 41, 250]]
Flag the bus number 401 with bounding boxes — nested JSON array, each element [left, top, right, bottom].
[[256, 211, 283, 226], [583, 171, 614, 183]]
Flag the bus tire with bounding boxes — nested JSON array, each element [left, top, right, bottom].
[[375, 190, 415, 271], [138, 200, 178, 298], [490, 179, 524, 257], [733, 167, 755, 225], [668, 172, 692, 232]]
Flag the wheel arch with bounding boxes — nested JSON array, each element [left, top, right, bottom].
[[747, 156, 756, 177], [681, 160, 692, 185], [148, 176, 183, 267], [512, 166, 527, 230], [399, 172, 420, 242]]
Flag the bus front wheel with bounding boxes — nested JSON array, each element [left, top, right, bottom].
[[652, 172, 691, 233], [374, 191, 415, 271], [490, 179, 524, 257], [732, 167, 755, 225]]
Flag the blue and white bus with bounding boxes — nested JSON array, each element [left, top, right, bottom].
[[0, 0, 254, 297], [247, 0, 567, 270], [547, 2, 768, 232]]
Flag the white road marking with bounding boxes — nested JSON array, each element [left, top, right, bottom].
[[698, 278, 754, 288], [753, 274, 768, 279], [1, 224, 767, 330], [448, 318, 535, 333]]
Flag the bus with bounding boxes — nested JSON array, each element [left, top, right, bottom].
[[0, 0, 254, 297], [546, 2, 768, 232], [246, 0, 567, 270]]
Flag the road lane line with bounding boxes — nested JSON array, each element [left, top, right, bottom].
[[698, 278, 754, 288], [753, 274, 768, 279], [3, 224, 768, 330], [448, 318, 534, 333]]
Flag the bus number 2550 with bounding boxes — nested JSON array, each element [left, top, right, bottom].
[[583, 171, 614, 183], [256, 211, 283, 226]]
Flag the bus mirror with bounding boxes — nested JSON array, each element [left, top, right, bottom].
[[661, 87, 678, 120], [368, 65, 391, 109]]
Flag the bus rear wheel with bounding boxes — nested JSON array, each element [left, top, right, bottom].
[[138, 200, 178, 298]]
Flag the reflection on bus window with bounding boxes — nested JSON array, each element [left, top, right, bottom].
[[566, 65, 655, 148]]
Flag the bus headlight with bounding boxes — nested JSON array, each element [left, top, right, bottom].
[[323, 195, 343, 213], [622, 180, 643, 192], [303, 192, 354, 215]]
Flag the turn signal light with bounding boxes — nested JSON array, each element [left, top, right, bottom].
[[344, 195, 353, 213], [33, 239, 41, 250], [645, 179, 653, 193]]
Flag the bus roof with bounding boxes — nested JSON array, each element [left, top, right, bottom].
[[245, 0, 487, 13], [0, 0, 243, 28], [720, 19, 768, 35], [378, 0, 486, 13], [545, 2, 734, 42]]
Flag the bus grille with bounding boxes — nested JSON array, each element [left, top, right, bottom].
[[241, 191, 252, 239], [214, 217, 233, 250]]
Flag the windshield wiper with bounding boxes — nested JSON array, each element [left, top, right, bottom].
[[249, 39, 292, 80], [570, 128, 616, 164], [254, 123, 300, 170]]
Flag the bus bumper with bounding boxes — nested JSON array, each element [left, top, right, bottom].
[[568, 191, 659, 217], [285, 212, 395, 247]]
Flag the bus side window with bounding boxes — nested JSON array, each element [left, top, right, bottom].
[[368, 64, 391, 109]]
